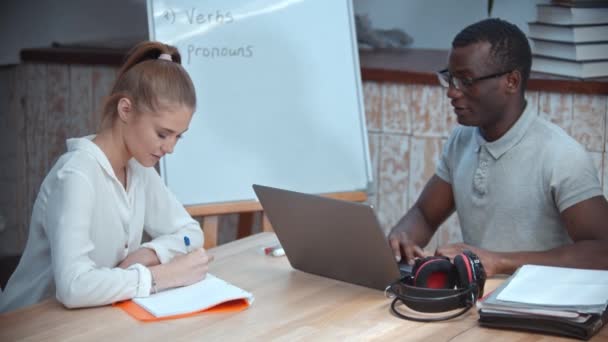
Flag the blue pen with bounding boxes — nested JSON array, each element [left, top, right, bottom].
[[184, 236, 191, 253]]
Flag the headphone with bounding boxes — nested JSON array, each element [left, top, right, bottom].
[[385, 250, 486, 322]]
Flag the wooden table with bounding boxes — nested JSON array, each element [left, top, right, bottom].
[[1, 233, 606, 341]]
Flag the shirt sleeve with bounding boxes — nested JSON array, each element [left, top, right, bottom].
[[46, 168, 152, 309], [550, 143, 604, 212], [140, 168, 203, 264]]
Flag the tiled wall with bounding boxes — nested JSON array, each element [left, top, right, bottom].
[[363, 81, 608, 253], [0, 63, 606, 257]]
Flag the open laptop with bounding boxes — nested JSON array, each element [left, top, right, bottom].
[[252, 184, 411, 291]]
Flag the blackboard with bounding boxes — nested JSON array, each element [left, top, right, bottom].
[[147, 0, 371, 206]]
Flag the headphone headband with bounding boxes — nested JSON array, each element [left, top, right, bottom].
[[388, 279, 477, 313]]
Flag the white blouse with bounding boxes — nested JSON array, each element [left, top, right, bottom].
[[0, 136, 203, 313]]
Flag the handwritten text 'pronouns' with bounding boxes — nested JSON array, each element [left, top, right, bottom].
[[187, 45, 254, 63]]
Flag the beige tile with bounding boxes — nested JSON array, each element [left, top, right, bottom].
[[409, 136, 445, 253], [377, 134, 410, 233], [410, 85, 445, 138], [408, 138, 463, 253], [539, 91, 573, 134], [382, 83, 411, 134], [367, 132, 381, 210], [571, 94, 606, 152], [363, 81, 382, 132], [443, 87, 459, 137], [525, 91, 539, 116], [407, 137, 443, 207]]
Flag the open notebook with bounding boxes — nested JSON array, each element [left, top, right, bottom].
[[115, 274, 254, 321]]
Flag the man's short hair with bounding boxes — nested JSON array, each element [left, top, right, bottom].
[[452, 18, 532, 91]]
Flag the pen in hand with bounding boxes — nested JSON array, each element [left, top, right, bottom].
[[184, 235, 190, 253], [184, 235, 215, 264]]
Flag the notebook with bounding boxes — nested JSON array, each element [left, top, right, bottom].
[[478, 265, 608, 340], [497, 265, 608, 308], [252, 184, 411, 291], [116, 274, 254, 321]]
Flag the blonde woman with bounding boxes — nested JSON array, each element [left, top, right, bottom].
[[0, 41, 211, 312]]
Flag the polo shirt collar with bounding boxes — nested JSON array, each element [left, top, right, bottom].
[[474, 101, 535, 160]]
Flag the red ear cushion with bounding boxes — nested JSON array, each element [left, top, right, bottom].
[[453, 253, 473, 288], [413, 258, 457, 289]]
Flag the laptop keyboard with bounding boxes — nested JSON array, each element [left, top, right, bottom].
[[398, 263, 413, 277]]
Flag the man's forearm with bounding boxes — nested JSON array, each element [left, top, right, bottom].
[[391, 206, 438, 248], [494, 239, 608, 275]]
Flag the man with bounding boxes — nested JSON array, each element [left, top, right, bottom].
[[388, 18, 608, 277]]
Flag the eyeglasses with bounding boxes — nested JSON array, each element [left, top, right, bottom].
[[436, 69, 512, 91]]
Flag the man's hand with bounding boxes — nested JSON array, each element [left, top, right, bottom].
[[435, 243, 502, 277], [388, 230, 429, 265], [386, 176, 456, 265]]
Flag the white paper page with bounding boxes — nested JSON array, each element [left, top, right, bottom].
[[133, 274, 254, 317], [497, 265, 608, 306]]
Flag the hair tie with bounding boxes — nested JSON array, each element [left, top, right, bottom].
[[158, 53, 172, 61]]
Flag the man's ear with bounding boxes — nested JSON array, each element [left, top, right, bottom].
[[505, 70, 522, 94], [117, 97, 133, 123]]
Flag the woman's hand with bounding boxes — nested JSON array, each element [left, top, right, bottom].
[[149, 248, 214, 291], [118, 248, 161, 269]]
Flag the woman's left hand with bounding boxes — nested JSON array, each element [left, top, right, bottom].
[[118, 248, 161, 268]]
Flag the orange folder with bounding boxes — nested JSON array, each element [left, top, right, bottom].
[[114, 298, 250, 322]]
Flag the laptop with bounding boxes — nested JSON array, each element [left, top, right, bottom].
[[252, 184, 411, 291]]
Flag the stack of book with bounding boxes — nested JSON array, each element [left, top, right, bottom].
[[478, 265, 608, 340], [529, 0, 608, 78]]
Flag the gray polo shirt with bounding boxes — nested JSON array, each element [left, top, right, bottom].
[[436, 102, 603, 252]]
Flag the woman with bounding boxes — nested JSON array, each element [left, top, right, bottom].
[[0, 41, 211, 312]]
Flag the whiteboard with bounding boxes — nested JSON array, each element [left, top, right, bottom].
[[147, 0, 371, 206]]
